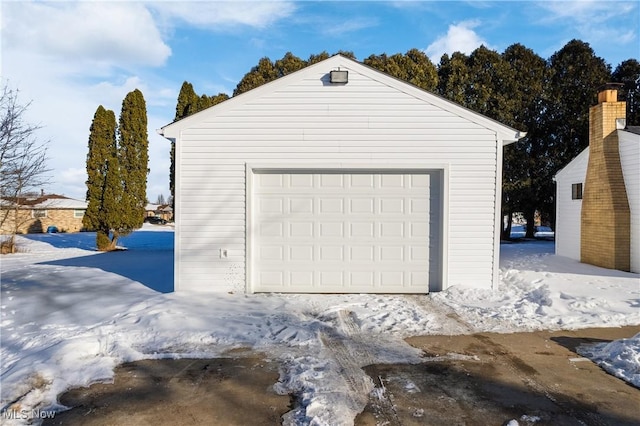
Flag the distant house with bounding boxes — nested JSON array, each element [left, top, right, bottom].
[[160, 54, 524, 294], [145, 203, 173, 221], [0, 194, 87, 234], [555, 86, 639, 273]]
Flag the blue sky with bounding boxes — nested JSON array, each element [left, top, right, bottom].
[[2, 1, 639, 202]]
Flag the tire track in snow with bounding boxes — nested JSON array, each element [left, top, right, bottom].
[[407, 295, 475, 334], [318, 310, 375, 415]]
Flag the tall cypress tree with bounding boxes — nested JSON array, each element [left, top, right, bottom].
[[174, 81, 199, 121], [84, 105, 120, 250], [115, 89, 148, 243]]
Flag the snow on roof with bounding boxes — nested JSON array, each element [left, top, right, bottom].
[[146, 204, 172, 211], [0, 194, 86, 209]]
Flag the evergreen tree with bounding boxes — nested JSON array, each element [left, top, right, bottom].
[[500, 44, 547, 238], [543, 40, 611, 166], [334, 50, 356, 59], [465, 46, 516, 124], [274, 52, 306, 78], [83, 105, 120, 250], [174, 81, 199, 121], [115, 89, 148, 244], [233, 57, 278, 96], [612, 59, 640, 125], [307, 51, 330, 65], [436, 52, 470, 105], [364, 49, 438, 91], [534, 40, 610, 231]]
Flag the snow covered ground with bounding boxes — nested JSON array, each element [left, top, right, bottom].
[[1, 226, 639, 425]]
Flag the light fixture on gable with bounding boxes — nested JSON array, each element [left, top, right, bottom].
[[329, 69, 348, 84]]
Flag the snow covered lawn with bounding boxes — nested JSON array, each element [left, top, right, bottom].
[[1, 227, 639, 424]]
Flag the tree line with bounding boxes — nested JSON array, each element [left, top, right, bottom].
[[84, 89, 149, 251], [171, 39, 639, 238]]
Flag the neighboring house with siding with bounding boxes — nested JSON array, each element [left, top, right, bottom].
[[0, 194, 87, 234], [160, 54, 524, 294], [145, 203, 173, 221], [555, 86, 639, 273]]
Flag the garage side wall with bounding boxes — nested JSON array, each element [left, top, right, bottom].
[[176, 65, 500, 292], [555, 149, 589, 261]]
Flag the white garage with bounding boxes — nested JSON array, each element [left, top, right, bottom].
[[160, 55, 523, 294]]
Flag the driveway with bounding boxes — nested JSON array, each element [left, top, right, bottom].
[[44, 326, 639, 426], [357, 326, 640, 425]]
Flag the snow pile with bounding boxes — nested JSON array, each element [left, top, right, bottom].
[[578, 333, 640, 388], [1, 230, 639, 425], [433, 241, 640, 332]]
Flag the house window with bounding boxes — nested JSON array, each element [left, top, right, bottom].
[[74, 210, 85, 218], [33, 209, 47, 218], [572, 183, 583, 200]]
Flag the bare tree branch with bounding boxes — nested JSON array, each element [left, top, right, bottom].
[[0, 83, 51, 251]]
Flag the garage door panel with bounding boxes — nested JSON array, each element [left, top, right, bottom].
[[411, 174, 430, 187], [381, 174, 404, 187], [350, 246, 374, 261], [290, 174, 313, 187], [252, 170, 439, 293], [379, 222, 405, 238], [289, 245, 313, 261], [289, 198, 313, 213], [380, 198, 405, 214], [350, 222, 375, 238], [319, 222, 344, 237], [289, 222, 314, 238], [350, 174, 374, 187], [350, 198, 375, 213]]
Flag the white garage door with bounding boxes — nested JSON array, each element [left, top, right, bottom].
[[251, 170, 439, 293]]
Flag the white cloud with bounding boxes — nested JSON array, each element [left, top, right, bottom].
[[320, 17, 379, 37], [536, 1, 637, 45], [57, 168, 88, 199], [425, 20, 490, 62], [3, 2, 171, 69], [1, 2, 183, 200], [149, 1, 297, 30]]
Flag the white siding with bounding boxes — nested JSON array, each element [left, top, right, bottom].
[[619, 130, 640, 273], [555, 149, 589, 261], [166, 56, 513, 292]]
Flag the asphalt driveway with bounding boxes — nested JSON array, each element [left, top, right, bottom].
[[45, 327, 639, 426]]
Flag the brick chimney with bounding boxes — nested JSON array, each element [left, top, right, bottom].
[[580, 83, 630, 271]]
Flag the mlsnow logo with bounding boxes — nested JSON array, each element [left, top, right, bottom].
[[2, 408, 56, 420]]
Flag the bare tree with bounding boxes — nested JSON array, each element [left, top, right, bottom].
[[0, 83, 50, 253]]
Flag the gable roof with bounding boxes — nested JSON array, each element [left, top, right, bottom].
[[160, 54, 524, 145], [554, 147, 590, 181], [555, 127, 640, 181]]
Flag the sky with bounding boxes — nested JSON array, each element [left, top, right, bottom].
[[2, 231, 639, 424], [2, 1, 639, 202]]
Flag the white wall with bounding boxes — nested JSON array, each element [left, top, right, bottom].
[[555, 149, 589, 261], [165, 57, 514, 292], [619, 130, 640, 273]]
